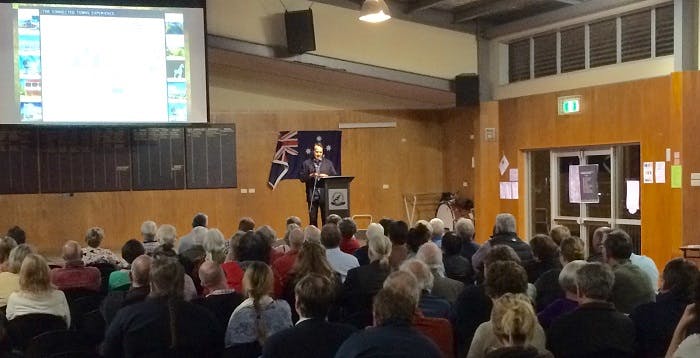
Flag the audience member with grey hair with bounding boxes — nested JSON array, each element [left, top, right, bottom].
[[326, 214, 342, 226], [193, 260, 244, 332], [400, 259, 450, 319], [100, 254, 153, 325], [203, 228, 227, 264], [455, 218, 480, 261], [417, 241, 464, 304], [0, 236, 17, 271], [178, 213, 208, 254], [537, 260, 586, 329], [603, 229, 655, 314], [471, 213, 534, 280], [353, 222, 384, 266], [140, 221, 159, 255], [154, 224, 178, 256], [588, 226, 611, 263], [303, 225, 321, 245], [547, 262, 635, 357], [51, 240, 101, 292], [429, 218, 445, 248]]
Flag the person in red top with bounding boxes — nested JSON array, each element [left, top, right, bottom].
[[383, 270, 454, 358], [338, 218, 361, 254], [272, 228, 304, 297], [50, 240, 101, 292], [222, 232, 245, 292]]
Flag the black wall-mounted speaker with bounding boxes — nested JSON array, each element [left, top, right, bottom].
[[285, 9, 316, 54], [455, 73, 479, 106]]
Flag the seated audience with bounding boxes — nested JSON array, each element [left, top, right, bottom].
[[341, 233, 392, 328], [631, 258, 698, 357], [82, 227, 128, 268], [0, 236, 17, 304], [587, 227, 611, 263], [666, 301, 700, 357], [108, 239, 145, 291], [471, 293, 552, 358], [6, 226, 26, 245], [472, 213, 534, 279], [262, 274, 356, 358], [406, 223, 431, 259], [272, 227, 304, 297], [455, 218, 479, 262], [222, 231, 246, 291], [429, 218, 445, 248], [51, 240, 101, 292], [442, 231, 473, 284], [321, 224, 359, 283], [100, 254, 153, 325], [388, 220, 409, 270], [238, 217, 256, 232], [103, 256, 221, 357], [140, 220, 158, 255], [604, 229, 655, 314], [225, 262, 292, 357], [335, 288, 441, 358], [153, 224, 178, 257], [0, 244, 34, 306], [547, 262, 635, 357], [7, 254, 71, 327], [537, 260, 586, 329], [0, 236, 17, 271], [400, 259, 450, 319], [281, 241, 340, 323], [179, 245, 206, 297], [353, 223, 384, 266], [630, 251, 660, 292], [256, 225, 282, 264], [383, 270, 454, 358], [417, 241, 464, 305], [526, 234, 561, 283], [303, 225, 321, 245], [194, 260, 244, 332], [338, 218, 360, 254], [178, 212, 208, 254], [236, 231, 272, 269], [548, 225, 571, 246], [203, 228, 227, 264], [534, 236, 585, 311]]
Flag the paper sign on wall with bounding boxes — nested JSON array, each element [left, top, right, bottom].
[[643, 162, 653, 183], [626, 180, 640, 214], [509, 168, 518, 182], [499, 155, 509, 176], [569, 164, 599, 203], [655, 162, 666, 183], [671, 166, 682, 188]]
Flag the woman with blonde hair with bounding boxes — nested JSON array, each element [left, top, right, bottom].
[[341, 234, 392, 328], [6, 254, 70, 327], [0, 244, 34, 307], [225, 261, 291, 357]]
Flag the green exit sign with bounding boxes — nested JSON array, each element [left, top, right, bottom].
[[558, 96, 581, 115]]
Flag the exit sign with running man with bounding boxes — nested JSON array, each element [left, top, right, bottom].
[[558, 96, 582, 115]]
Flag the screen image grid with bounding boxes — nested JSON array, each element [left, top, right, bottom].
[[14, 5, 189, 123]]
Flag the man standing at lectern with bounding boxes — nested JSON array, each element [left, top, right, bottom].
[[300, 143, 337, 227]]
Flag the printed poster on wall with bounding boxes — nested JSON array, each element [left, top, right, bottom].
[[569, 164, 599, 203]]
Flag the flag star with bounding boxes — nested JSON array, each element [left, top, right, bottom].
[[326, 145, 331, 151], [305, 148, 311, 154], [316, 136, 322, 142]]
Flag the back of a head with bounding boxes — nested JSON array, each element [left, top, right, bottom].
[[178, 245, 206, 274], [662, 258, 698, 298], [295, 273, 335, 319], [235, 231, 270, 263], [558, 260, 587, 294], [226, 231, 246, 261], [559, 236, 585, 263], [141, 221, 157, 242], [454, 218, 475, 241], [378, 218, 394, 237], [493, 213, 517, 235], [373, 288, 416, 325], [399, 258, 433, 292], [303, 225, 321, 244], [320, 224, 342, 249], [7, 226, 25, 245], [131, 255, 153, 287], [156, 224, 178, 249], [256, 225, 277, 246], [485, 260, 528, 298], [338, 218, 357, 238], [150, 256, 185, 299], [441, 232, 461, 256], [603, 229, 632, 261], [8, 244, 35, 274], [286, 216, 302, 227], [204, 229, 226, 264], [0, 236, 17, 265], [490, 293, 537, 346], [406, 224, 431, 253], [238, 217, 256, 232], [383, 270, 420, 303], [366, 223, 385, 241], [592, 226, 612, 247], [415, 220, 431, 234], [326, 214, 342, 226], [62, 240, 82, 262], [122, 239, 145, 264], [293, 241, 333, 278], [19, 253, 51, 293], [484, 245, 521, 268], [192, 226, 209, 244], [288, 228, 305, 249], [429, 218, 445, 236], [192, 213, 208, 228], [198, 260, 225, 289], [575, 262, 615, 300], [549, 225, 571, 246], [368, 234, 392, 267], [388, 221, 409, 245], [416, 241, 443, 269], [529, 234, 558, 261], [85, 227, 105, 248], [244, 261, 273, 299]]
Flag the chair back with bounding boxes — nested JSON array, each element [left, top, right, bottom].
[[79, 309, 105, 345], [68, 294, 104, 331], [6, 314, 67, 351], [86, 262, 117, 294], [24, 329, 96, 358]]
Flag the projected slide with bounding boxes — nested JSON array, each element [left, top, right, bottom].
[[0, 3, 207, 125]]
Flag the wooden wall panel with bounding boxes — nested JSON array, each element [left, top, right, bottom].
[[442, 107, 477, 198], [0, 109, 477, 256], [681, 72, 700, 246], [490, 76, 683, 269], [474, 102, 501, 243]]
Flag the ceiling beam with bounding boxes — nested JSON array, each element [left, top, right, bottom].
[[405, 0, 449, 14], [312, 0, 476, 33], [454, 0, 549, 23]]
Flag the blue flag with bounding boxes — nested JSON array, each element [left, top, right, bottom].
[[268, 130, 342, 189]]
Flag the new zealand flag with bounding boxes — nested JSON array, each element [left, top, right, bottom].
[[268, 131, 342, 189]]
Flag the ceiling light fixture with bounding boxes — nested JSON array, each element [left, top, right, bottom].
[[359, 0, 391, 23]]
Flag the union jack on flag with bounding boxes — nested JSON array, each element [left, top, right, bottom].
[[268, 130, 341, 189]]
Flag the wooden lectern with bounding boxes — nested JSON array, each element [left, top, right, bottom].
[[320, 176, 354, 219]]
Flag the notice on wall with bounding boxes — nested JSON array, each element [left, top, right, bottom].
[[643, 162, 653, 183], [509, 168, 518, 182], [671, 165, 682, 188], [655, 161, 666, 184], [569, 164, 599, 203], [499, 155, 509, 176], [626, 180, 640, 214]]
